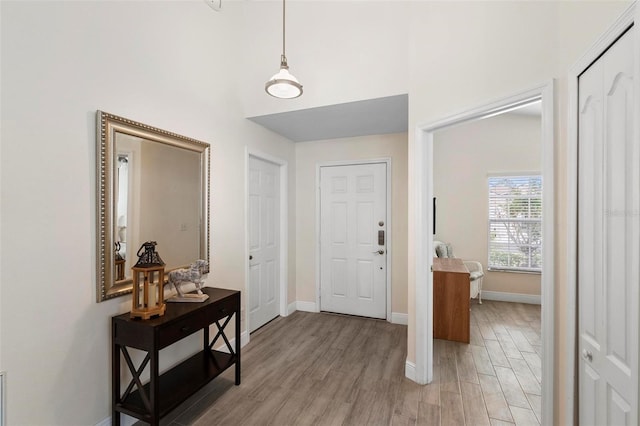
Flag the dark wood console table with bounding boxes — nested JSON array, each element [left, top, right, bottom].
[[112, 287, 240, 425]]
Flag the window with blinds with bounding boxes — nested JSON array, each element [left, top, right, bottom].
[[488, 175, 542, 272]]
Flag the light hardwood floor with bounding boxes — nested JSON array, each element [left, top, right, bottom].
[[145, 300, 541, 426]]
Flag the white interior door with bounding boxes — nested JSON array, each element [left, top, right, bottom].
[[578, 27, 638, 425], [320, 163, 387, 319], [248, 156, 280, 332]]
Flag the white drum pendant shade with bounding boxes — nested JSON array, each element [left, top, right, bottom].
[[266, 61, 302, 99]]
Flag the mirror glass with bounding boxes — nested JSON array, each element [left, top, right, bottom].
[[97, 111, 210, 302]]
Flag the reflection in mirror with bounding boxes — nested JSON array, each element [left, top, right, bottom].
[[115, 154, 129, 280], [97, 111, 210, 302]]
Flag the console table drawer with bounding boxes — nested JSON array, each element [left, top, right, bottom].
[[158, 312, 207, 348], [207, 295, 238, 322]]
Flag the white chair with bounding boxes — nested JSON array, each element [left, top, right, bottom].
[[463, 260, 484, 304], [434, 240, 453, 258], [434, 240, 484, 303]]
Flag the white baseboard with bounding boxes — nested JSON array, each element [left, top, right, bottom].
[[96, 414, 137, 426], [95, 417, 110, 426], [287, 301, 297, 315], [296, 301, 319, 312], [481, 291, 541, 305], [405, 359, 416, 381], [391, 312, 408, 325]]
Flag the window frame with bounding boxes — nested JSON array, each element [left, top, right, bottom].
[[487, 174, 542, 274]]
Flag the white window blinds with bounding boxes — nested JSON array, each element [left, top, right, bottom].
[[488, 175, 542, 272]]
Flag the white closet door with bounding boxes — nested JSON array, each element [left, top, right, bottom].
[[578, 27, 638, 426], [248, 156, 280, 332]]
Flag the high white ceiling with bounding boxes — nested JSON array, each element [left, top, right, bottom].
[[247, 94, 408, 143]]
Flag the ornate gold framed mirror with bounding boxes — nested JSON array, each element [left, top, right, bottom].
[[96, 111, 210, 302]]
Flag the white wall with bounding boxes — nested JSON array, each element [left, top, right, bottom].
[[241, 1, 410, 117], [0, 1, 295, 424], [433, 113, 542, 296], [295, 133, 408, 316]]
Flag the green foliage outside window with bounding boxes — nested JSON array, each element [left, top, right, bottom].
[[488, 176, 542, 272]]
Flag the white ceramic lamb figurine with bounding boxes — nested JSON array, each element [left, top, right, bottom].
[[167, 259, 209, 302]]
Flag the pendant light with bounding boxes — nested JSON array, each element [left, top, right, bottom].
[[265, 0, 303, 99]]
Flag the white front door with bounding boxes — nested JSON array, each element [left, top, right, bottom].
[[578, 27, 638, 425], [248, 156, 280, 332], [320, 163, 387, 319]]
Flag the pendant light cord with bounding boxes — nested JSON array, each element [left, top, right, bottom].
[[282, 0, 287, 61]]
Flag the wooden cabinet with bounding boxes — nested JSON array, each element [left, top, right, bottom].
[[433, 258, 470, 343], [112, 287, 240, 425]]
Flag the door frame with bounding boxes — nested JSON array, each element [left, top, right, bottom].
[[315, 158, 392, 321], [244, 148, 289, 341], [567, 3, 638, 425], [412, 81, 555, 425]]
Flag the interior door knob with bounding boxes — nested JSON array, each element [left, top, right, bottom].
[[249, 255, 253, 260], [372, 249, 385, 255], [582, 349, 593, 362]]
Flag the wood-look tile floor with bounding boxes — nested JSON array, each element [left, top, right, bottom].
[[146, 300, 541, 426]]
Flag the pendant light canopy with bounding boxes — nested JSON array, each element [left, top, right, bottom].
[[265, 0, 303, 99]]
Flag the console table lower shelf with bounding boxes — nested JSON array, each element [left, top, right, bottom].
[[112, 287, 241, 425]]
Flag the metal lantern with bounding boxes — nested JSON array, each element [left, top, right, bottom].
[[130, 241, 166, 319]]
